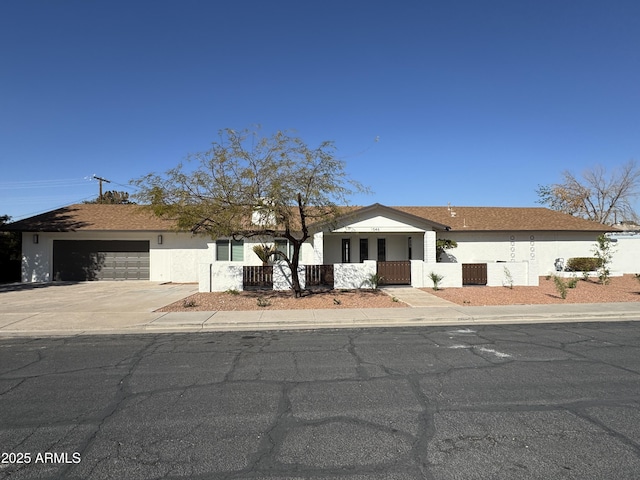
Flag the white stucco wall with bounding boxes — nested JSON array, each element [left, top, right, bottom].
[[486, 262, 530, 287], [151, 232, 213, 283], [21, 231, 212, 283], [412, 261, 462, 288], [332, 214, 427, 233], [273, 262, 306, 291], [21, 231, 319, 284], [609, 236, 640, 273], [334, 260, 377, 289], [438, 231, 602, 275]]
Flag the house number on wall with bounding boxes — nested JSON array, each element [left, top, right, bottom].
[[371, 227, 380, 232]]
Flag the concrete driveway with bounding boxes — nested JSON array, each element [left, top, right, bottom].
[[0, 282, 197, 334]]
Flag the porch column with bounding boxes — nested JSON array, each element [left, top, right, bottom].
[[313, 232, 324, 264], [424, 231, 437, 263]]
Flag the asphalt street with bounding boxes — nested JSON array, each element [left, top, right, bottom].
[[1, 322, 640, 479]]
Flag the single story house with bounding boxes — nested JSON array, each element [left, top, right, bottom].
[[5, 203, 621, 290]]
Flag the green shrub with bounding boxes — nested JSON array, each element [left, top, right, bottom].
[[565, 257, 602, 272], [567, 276, 579, 289]]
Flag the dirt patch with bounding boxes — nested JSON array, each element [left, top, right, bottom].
[[157, 288, 408, 312], [428, 274, 640, 306]]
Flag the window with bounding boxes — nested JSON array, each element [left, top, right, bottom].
[[359, 238, 369, 262], [377, 238, 386, 261], [342, 239, 351, 263], [275, 239, 294, 259], [216, 239, 244, 261]]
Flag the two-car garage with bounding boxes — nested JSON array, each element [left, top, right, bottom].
[[53, 240, 150, 281]]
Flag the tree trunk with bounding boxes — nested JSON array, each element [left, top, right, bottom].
[[290, 241, 303, 297]]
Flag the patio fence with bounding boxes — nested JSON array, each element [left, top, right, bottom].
[[305, 264, 334, 287], [243, 266, 273, 288]]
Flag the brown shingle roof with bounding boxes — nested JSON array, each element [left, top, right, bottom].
[[393, 206, 617, 232], [4, 203, 618, 233], [4, 204, 175, 232]]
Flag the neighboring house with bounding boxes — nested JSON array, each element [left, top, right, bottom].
[[4, 203, 620, 289]]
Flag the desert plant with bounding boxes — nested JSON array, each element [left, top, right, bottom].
[[225, 288, 240, 295], [582, 270, 590, 281], [333, 297, 342, 305], [252, 244, 277, 266], [567, 276, 579, 289], [182, 298, 197, 308], [256, 296, 271, 307], [503, 266, 514, 289], [593, 234, 616, 285], [429, 271, 444, 291], [367, 273, 384, 289], [552, 275, 568, 299]]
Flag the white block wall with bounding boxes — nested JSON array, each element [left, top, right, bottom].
[[609, 236, 640, 274], [334, 260, 377, 289], [273, 262, 306, 290], [486, 262, 529, 287], [201, 262, 243, 292], [412, 261, 463, 288], [439, 231, 601, 276]]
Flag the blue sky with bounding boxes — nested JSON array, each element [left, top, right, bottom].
[[1, 0, 639, 220]]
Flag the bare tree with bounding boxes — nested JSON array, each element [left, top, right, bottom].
[[132, 127, 368, 297], [536, 160, 640, 225]]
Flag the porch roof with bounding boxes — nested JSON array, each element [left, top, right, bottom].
[[323, 203, 451, 233]]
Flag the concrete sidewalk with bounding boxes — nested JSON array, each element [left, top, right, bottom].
[[145, 301, 640, 333], [1, 282, 639, 337]]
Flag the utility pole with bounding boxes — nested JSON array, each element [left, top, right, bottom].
[[93, 175, 111, 201]]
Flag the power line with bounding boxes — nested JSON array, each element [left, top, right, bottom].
[[0, 178, 91, 190]]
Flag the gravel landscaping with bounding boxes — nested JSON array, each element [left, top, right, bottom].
[[158, 275, 640, 311], [157, 288, 408, 312], [428, 274, 640, 306]]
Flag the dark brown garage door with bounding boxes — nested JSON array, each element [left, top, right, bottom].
[[53, 240, 150, 281]]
